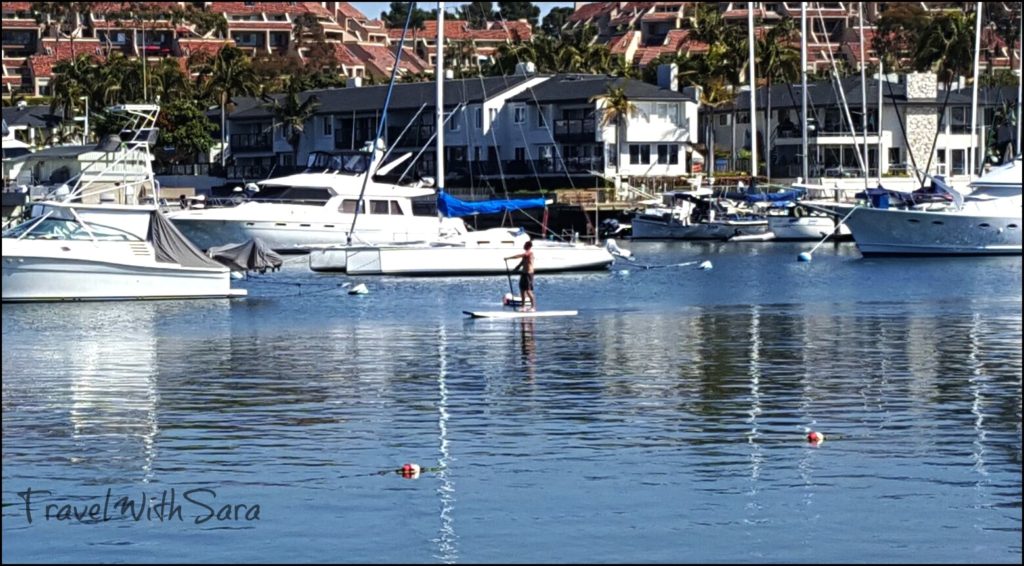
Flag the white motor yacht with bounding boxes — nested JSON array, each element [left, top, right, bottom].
[[2, 201, 244, 301], [2, 104, 244, 302], [167, 149, 465, 253], [812, 157, 1021, 256]]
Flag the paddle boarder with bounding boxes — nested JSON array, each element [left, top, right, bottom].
[[506, 241, 536, 311]]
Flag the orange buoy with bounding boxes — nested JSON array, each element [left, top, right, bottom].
[[399, 463, 421, 479]]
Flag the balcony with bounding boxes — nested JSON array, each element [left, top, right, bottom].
[[229, 132, 272, 152], [553, 119, 596, 143]]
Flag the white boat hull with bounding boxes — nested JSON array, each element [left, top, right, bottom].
[[768, 216, 851, 241], [842, 207, 1022, 256], [2, 240, 241, 301], [631, 216, 769, 240], [314, 240, 614, 275]]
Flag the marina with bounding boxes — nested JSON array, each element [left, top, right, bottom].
[[2, 0, 1022, 563], [2, 241, 1021, 563]]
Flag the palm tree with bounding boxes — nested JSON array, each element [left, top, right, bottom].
[[199, 46, 259, 167], [757, 18, 800, 180], [591, 86, 637, 175], [914, 10, 976, 175], [49, 53, 95, 122], [263, 77, 319, 167]]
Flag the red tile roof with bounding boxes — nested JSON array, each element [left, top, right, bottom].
[[568, 2, 617, 23], [389, 20, 531, 43], [331, 43, 364, 67], [609, 31, 637, 55], [0, 19, 41, 29], [227, 21, 294, 31], [209, 2, 332, 18], [335, 2, 368, 21]]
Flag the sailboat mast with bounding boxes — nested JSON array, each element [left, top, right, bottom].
[[859, 1, 867, 190], [878, 58, 883, 185], [748, 2, 757, 180], [969, 1, 982, 178], [801, 3, 808, 182], [436, 1, 446, 187]]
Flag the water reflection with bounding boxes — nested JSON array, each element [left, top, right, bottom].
[[3, 284, 1021, 563]]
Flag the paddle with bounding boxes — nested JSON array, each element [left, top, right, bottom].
[[503, 258, 516, 299]]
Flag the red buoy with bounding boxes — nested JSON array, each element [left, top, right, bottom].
[[399, 463, 421, 479], [807, 431, 825, 444]]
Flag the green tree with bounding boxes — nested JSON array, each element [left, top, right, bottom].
[[198, 46, 260, 167], [914, 10, 976, 88], [49, 53, 96, 122], [541, 7, 574, 37], [460, 1, 494, 29], [497, 1, 540, 27], [263, 77, 320, 166], [591, 86, 637, 175], [156, 98, 216, 165], [757, 18, 800, 179], [381, 2, 430, 29], [872, 3, 931, 72]]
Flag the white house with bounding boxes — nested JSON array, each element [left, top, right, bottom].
[[223, 72, 701, 191]]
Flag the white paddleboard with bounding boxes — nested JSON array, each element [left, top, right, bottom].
[[464, 310, 578, 319]]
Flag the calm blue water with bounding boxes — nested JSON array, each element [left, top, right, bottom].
[[3, 241, 1021, 563]]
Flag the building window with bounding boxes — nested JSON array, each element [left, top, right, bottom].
[[888, 147, 901, 168], [514, 147, 527, 161], [657, 144, 678, 165], [322, 117, 333, 137], [513, 106, 526, 124], [718, 113, 730, 126], [475, 108, 483, 129], [629, 144, 650, 165], [537, 105, 546, 128], [737, 112, 749, 124], [448, 109, 460, 132]]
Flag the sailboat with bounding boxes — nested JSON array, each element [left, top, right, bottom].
[[808, 3, 1022, 256], [308, 2, 618, 275]]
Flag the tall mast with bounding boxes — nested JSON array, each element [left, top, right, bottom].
[[800, 2, 808, 181], [748, 2, 757, 180], [859, 1, 867, 189], [436, 2, 445, 188], [969, 1, 982, 178]]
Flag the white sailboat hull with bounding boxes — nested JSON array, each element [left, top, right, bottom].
[[631, 216, 769, 240], [338, 243, 614, 275], [768, 216, 851, 241], [2, 240, 241, 302]]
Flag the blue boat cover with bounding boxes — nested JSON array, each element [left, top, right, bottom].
[[724, 188, 805, 203], [437, 190, 547, 217]]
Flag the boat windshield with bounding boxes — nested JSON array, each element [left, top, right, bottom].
[[305, 151, 369, 175], [3, 218, 141, 241]]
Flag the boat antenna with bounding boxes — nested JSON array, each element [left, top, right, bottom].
[[346, 1, 415, 245]]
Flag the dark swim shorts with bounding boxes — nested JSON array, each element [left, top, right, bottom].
[[519, 272, 534, 292]]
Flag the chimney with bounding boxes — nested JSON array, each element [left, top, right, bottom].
[[515, 61, 537, 76], [347, 76, 363, 88], [657, 63, 678, 92]]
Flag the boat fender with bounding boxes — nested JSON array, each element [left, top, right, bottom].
[[794, 206, 805, 218]]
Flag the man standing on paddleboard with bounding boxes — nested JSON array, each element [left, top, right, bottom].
[[506, 241, 536, 312]]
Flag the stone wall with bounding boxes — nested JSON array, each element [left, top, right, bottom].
[[904, 72, 939, 175]]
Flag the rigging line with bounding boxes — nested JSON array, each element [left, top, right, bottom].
[[814, 3, 867, 177], [346, 1, 415, 245], [488, 12, 587, 241], [376, 102, 429, 175], [396, 102, 467, 184]]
